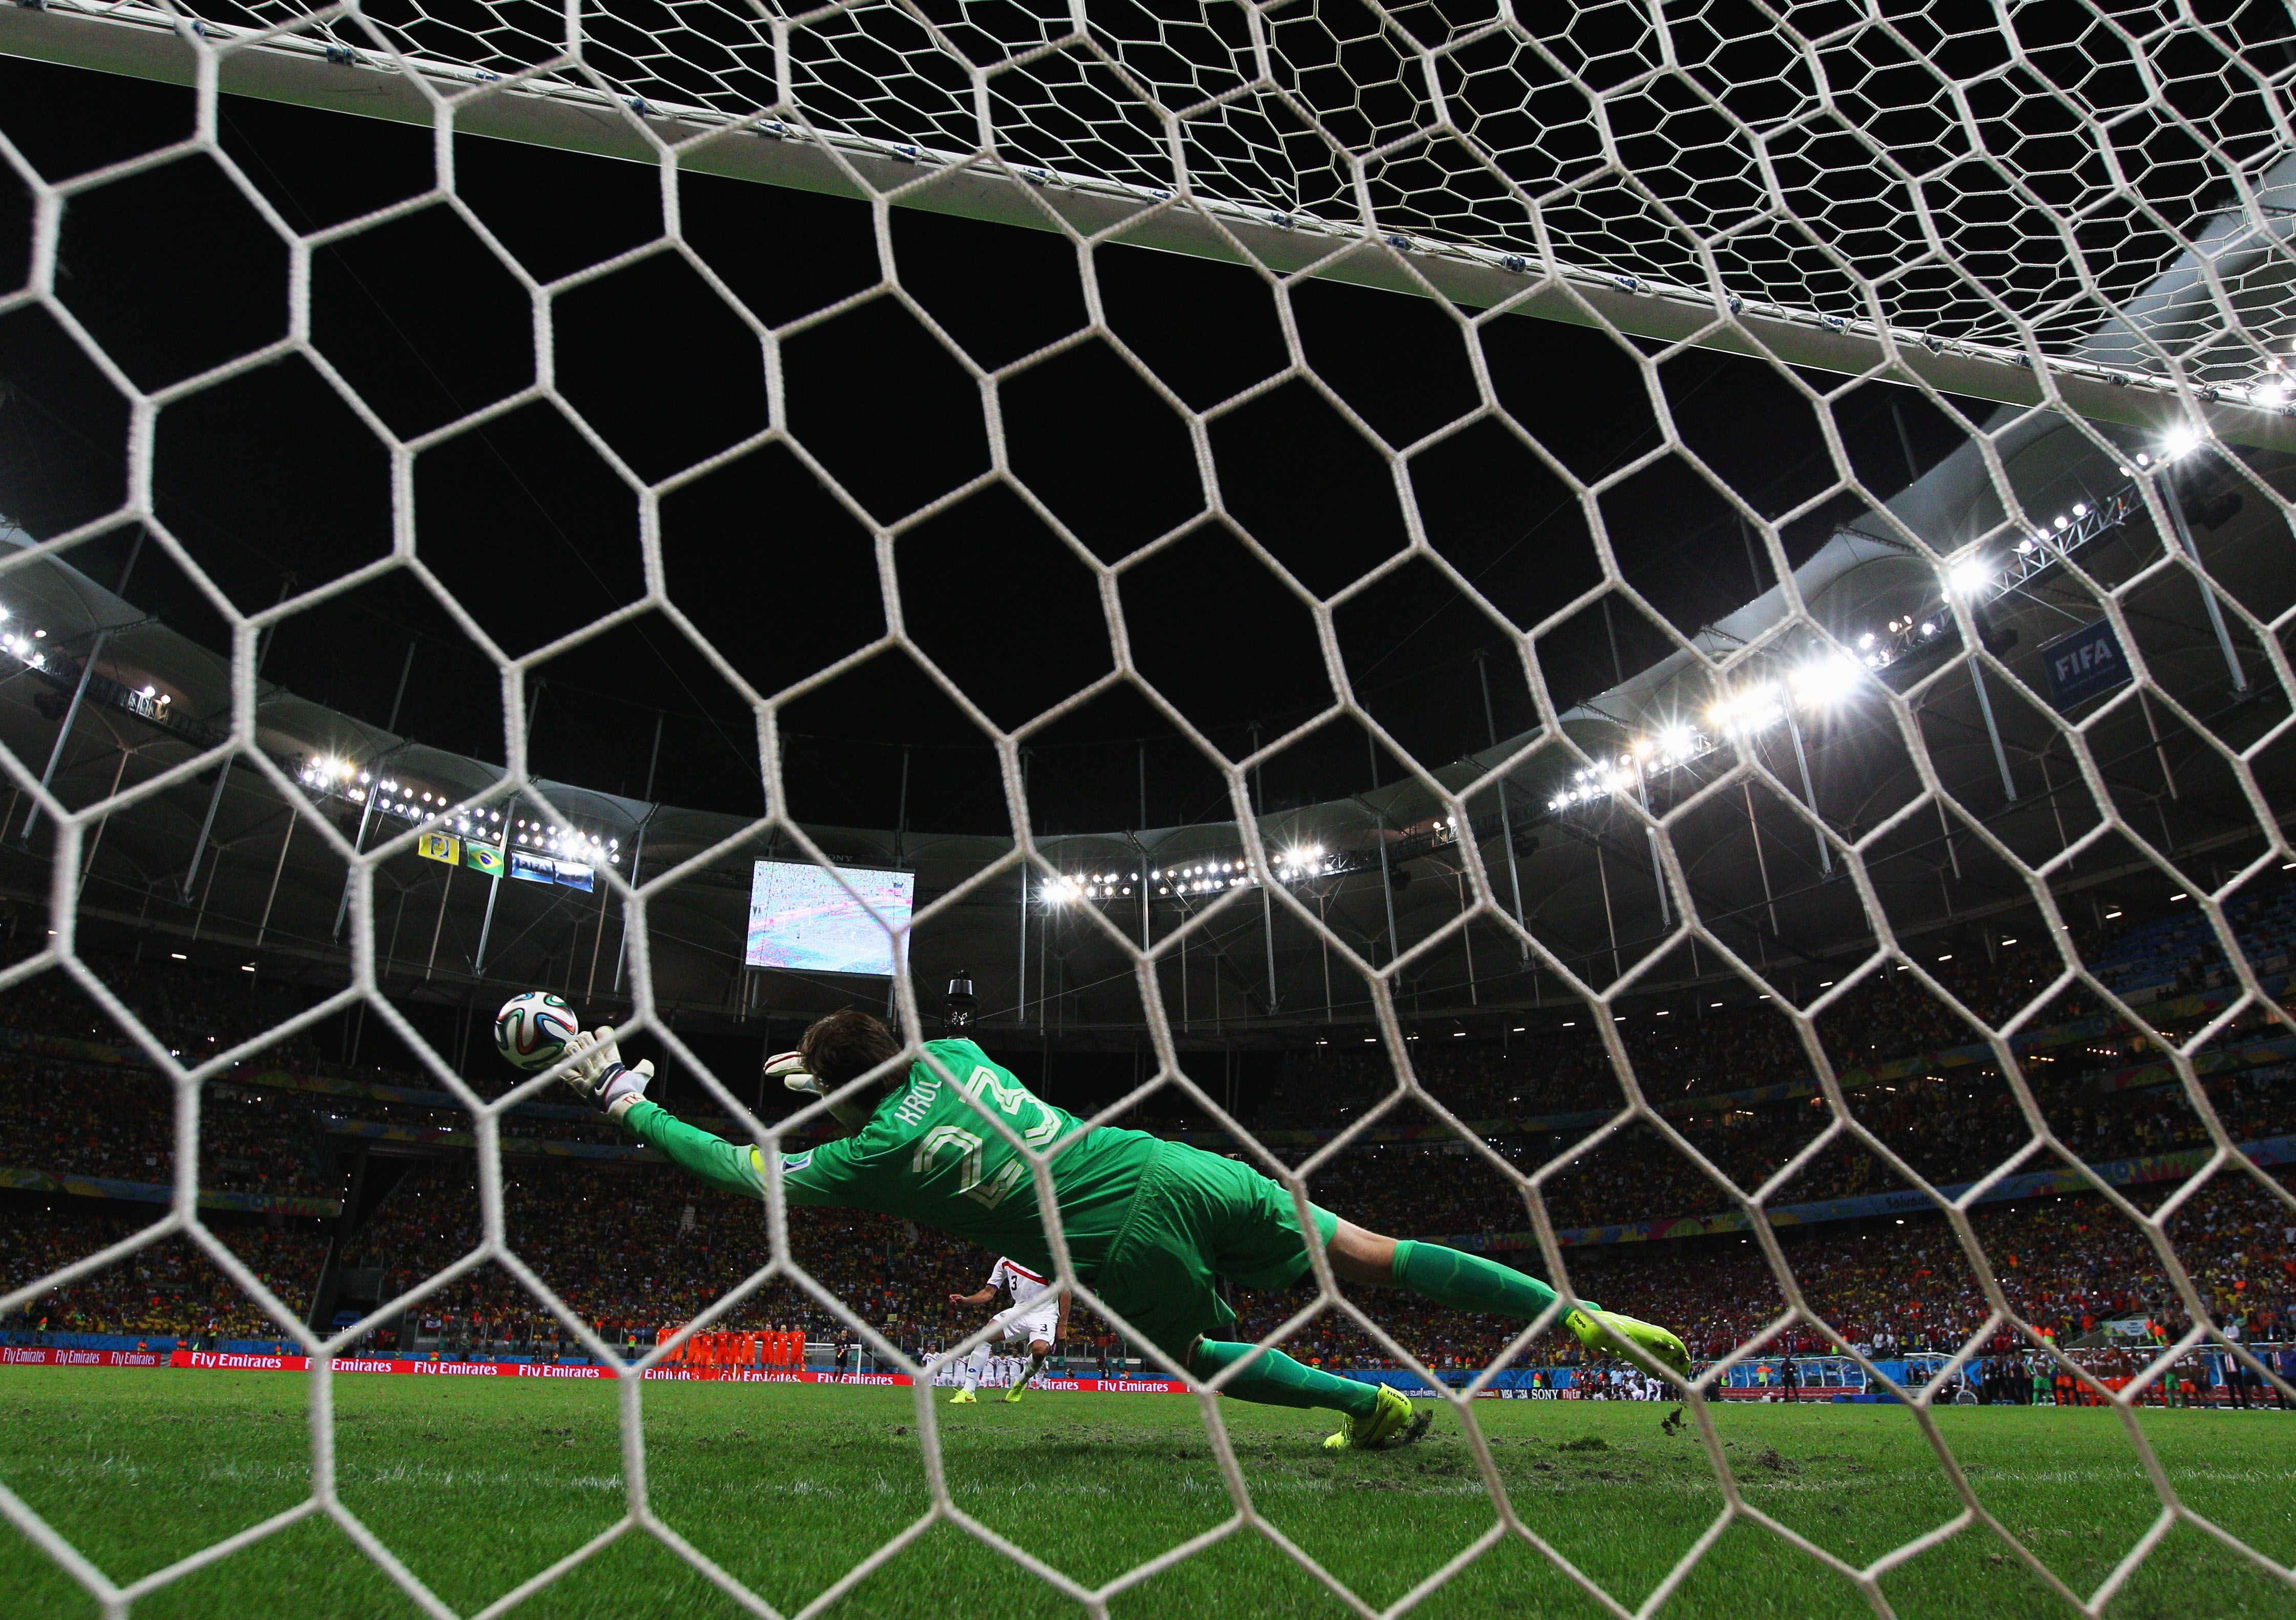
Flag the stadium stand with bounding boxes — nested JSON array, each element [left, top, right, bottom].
[[3, 925, 2289, 1387], [0, 1207, 328, 1342]]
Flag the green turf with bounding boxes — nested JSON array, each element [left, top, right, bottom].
[[2, 1370, 2291, 1619]]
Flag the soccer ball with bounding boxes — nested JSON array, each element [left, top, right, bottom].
[[494, 991, 580, 1072]]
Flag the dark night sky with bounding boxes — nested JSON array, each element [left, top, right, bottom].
[[0, 51, 1982, 838]]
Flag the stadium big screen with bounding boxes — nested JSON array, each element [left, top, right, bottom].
[[744, 860, 915, 977]]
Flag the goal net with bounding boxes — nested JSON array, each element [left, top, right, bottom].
[[1, 0, 2293, 1613]]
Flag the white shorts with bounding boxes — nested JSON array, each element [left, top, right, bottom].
[[993, 1303, 1058, 1348]]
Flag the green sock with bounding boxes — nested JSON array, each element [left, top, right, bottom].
[[1191, 1339, 1381, 1417], [1392, 1239, 1596, 1320]]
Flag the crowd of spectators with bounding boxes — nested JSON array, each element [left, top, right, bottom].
[[1280, 1053, 2296, 1243], [1256, 936, 2111, 1130], [1265, 883, 2296, 1137], [0, 950, 665, 1193], [0, 1063, 343, 1197], [0, 933, 335, 1071], [0, 911, 2289, 1378], [0, 1206, 328, 1338], [1219, 1169, 2295, 1377], [323, 1158, 1018, 1362]]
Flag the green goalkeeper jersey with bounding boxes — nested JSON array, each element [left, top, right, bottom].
[[619, 1038, 1165, 1278]]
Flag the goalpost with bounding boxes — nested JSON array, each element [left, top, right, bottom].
[[3, 2, 2294, 1613]]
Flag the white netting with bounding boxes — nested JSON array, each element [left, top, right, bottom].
[[1, 2, 2294, 1615], [117, 0, 2296, 383]]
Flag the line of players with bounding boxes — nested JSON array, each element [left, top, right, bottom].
[[655, 1258, 1679, 1401], [645, 1258, 1062, 1391], [651, 1324, 809, 1372]]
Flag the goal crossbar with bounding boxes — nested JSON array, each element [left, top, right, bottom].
[[4, 2, 2292, 455]]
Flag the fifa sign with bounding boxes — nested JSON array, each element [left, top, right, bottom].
[[2040, 619, 2131, 711]]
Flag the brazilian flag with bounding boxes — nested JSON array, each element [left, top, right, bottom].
[[464, 841, 504, 877]]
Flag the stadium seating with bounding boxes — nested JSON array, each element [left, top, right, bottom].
[[2, 933, 2289, 1378]]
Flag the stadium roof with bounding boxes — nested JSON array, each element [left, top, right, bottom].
[[4, 381, 2285, 1046], [0, 62, 2289, 1047]]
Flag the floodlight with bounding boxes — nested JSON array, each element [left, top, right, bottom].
[[1791, 651, 1861, 709], [1709, 683, 1784, 735], [2161, 422, 2202, 460], [1658, 723, 1695, 758], [1947, 556, 1989, 595]]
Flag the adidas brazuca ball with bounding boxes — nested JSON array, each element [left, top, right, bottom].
[[494, 991, 580, 1072]]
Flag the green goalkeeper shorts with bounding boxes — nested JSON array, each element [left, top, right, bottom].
[[1092, 1139, 1339, 1367]]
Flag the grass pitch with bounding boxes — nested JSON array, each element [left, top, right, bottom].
[[3, 1369, 2292, 1618]]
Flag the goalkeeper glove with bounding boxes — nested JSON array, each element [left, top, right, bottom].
[[561, 1026, 655, 1120], [766, 1049, 873, 1129]]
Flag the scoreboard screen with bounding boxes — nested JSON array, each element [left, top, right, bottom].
[[743, 860, 915, 977]]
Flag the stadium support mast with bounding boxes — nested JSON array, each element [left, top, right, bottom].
[[20, 627, 108, 842]]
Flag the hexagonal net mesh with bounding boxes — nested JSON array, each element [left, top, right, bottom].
[[1, 0, 2295, 1614]]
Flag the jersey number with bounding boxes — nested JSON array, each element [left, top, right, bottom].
[[910, 1068, 1059, 1209]]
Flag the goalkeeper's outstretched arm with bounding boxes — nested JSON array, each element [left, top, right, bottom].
[[558, 1027, 771, 1202]]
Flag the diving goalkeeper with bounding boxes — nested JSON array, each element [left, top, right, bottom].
[[561, 1010, 1688, 1449]]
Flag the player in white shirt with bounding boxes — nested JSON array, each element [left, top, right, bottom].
[[948, 1254, 1068, 1404]]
